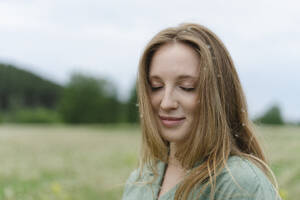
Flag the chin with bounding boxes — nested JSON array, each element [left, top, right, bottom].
[[160, 130, 189, 144], [157, 119, 192, 144]]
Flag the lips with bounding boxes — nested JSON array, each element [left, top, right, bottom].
[[159, 115, 185, 127]]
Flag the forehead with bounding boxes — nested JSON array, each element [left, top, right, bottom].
[[149, 43, 200, 80]]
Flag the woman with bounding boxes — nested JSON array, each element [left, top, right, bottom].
[[122, 23, 281, 200]]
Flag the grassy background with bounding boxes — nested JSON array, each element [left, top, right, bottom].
[[0, 124, 298, 200]]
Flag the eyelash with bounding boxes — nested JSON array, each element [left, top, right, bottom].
[[151, 86, 195, 92], [181, 87, 195, 92], [151, 86, 162, 91]]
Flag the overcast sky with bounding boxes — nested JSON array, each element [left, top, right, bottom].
[[0, 0, 299, 121]]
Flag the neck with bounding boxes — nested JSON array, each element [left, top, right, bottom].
[[168, 142, 182, 167]]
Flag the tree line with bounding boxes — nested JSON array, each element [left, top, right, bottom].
[[0, 63, 138, 124], [0, 63, 295, 125]]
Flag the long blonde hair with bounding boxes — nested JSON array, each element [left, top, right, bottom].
[[136, 23, 277, 200]]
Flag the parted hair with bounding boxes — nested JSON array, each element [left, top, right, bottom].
[[136, 23, 278, 200]]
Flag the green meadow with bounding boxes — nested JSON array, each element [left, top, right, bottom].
[[0, 124, 299, 200]]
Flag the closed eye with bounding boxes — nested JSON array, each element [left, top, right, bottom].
[[180, 87, 195, 92], [151, 86, 163, 91]]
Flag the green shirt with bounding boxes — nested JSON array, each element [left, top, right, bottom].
[[122, 156, 281, 200]]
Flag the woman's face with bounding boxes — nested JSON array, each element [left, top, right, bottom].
[[149, 42, 200, 144]]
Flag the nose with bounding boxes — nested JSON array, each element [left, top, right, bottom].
[[160, 88, 178, 111]]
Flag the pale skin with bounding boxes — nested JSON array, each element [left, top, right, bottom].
[[149, 42, 200, 198]]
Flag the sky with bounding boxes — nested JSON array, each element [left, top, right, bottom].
[[0, 0, 299, 121]]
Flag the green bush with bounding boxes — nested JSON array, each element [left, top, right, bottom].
[[58, 73, 121, 124], [254, 104, 284, 125], [11, 107, 61, 123], [126, 85, 139, 123]]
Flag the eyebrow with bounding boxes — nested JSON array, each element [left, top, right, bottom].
[[149, 75, 199, 81]]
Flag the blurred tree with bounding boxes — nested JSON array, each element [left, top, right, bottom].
[[0, 63, 62, 110], [126, 84, 139, 123], [59, 73, 121, 123], [254, 104, 284, 125]]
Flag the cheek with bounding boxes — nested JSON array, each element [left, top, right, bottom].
[[150, 93, 161, 111], [182, 96, 198, 114]]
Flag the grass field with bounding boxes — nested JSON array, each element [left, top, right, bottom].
[[0, 124, 299, 200]]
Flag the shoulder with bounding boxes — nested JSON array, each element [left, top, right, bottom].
[[214, 156, 281, 200], [124, 168, 140, 185], [124, 163, 159, 184], [122, 168, 144, 200], [122, 163, 162, 200]]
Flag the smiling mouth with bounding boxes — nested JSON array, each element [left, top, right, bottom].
[[159, 116, 185, 127]]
